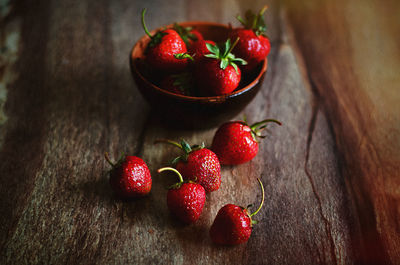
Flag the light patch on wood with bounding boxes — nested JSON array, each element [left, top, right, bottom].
[[0, 5, 21, 145], [345, 0, 400, 160]]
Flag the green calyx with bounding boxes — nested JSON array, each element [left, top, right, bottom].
[[236, 6, 268, 36], [154, 139, 205, 164], [104, 152, 125, 168], [174, 53, 194, 61], [173, 23, 198, 46], [246, 178, 265, 226], [141, 8, 166, 48], [243, 118, 282, 143], [204, 38, 247, 74], [158, 167, 195, 189], [168, 71, 194, 95]]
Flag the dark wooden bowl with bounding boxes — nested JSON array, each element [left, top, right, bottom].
[[129, 22, 267, 129]]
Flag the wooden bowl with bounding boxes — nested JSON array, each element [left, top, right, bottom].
[[129, 22, 267, 129]]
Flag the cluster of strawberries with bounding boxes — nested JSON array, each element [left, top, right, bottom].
[[141, 7, 270, 96], [105, 118, 281, 245]]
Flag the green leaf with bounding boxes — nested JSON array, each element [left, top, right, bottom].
[[220, 59, 228, 70], [170, 156, 181, 165], [231, 62, 239, 74], [173, 23, 196, 46], [206, 43, 219, 54], [233, 57, 247, 65], [236, 15, 246, 26], [174, 53, 194, 61], [205, 37, 246, 71], [180, 139, 192, 154], [223, 39, 231, 57], [235, 7, 268, 36], [204, 54, 218, 59], [148, 31, 167, 47]]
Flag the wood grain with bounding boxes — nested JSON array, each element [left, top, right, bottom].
[[2, 0, 396, 264], [285, 0, 400, 264]]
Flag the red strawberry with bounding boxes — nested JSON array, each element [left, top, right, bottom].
[[158, 167, 206, 224], [195, 38, 247, 96], [141, 9, 188, 72], [211, 118, 281, 165], [210, 178, 264, 245], [173, 23, 204, 47], [105, 153, 152, 198], [189, 40, 216, 61], [156, 139, 221, 193], [173, 23, 215, 62], [229, 6, 271, 73], [160, 72, 193, 96]]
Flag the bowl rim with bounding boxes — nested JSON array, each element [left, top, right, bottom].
[[130, 21, 267, 103]]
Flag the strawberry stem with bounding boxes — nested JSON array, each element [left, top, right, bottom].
[[250, 178, 265, 217], [141, 8, 153, 38], [259, 5, 268, 16], [158, 167, 184, 183], [104, 152, 115, 167], [250, 119, 282, 131], [154, 139, 183, 150], [227, 37, 240, 55]]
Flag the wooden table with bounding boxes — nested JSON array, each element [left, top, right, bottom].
[[1, 0, 399, 264]]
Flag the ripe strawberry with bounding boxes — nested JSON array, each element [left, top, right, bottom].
[[160, 72, 193, 96], [141, 9, 188, 72], [173, 23, 215, 62], [195, 38, 247, 96], [229, 6, 271, 73], [189, 39, 216, 61], [104, 153, 152, 198], [156, 139, 221, 193], [173, 23, 204, 48], [210, 178, 264, 245], [211, 118, 281, 165], [158, 167, 206, 224]]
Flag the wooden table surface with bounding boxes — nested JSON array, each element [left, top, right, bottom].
[[1, 0, 399, 264]]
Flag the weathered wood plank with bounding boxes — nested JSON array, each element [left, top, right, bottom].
[[0, 0, 359, 264], [285, 0, 400, 264]]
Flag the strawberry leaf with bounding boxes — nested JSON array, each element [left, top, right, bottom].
[[173, 23, 198, 46], [174, 53, 194, 61], [231, 62, 239, 74], [223, 39, 231, 57], [180, 139, 192, 154], [204, 38, 246, 71], [220, 59, 229, 70], [204, 54, 218, 59], [236, 6, 268, 36], [206, 42, 219, 56], [170, 72, 194, 95], [233, 57, 247, 65], [170, 156, 182, 165]]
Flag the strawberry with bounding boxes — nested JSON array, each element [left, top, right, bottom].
[[173, 23, 204, 48], [189, 39, 216, 61], [160, 72, 193, 96], [211, 118, 281, 165], [104, 153, 152, 198], [156, 139, 221, 193], [229, 6, 271, 73], [141, 9, 188, 72], [210, 178, 264, 245], [173, 23, 215, 62], [194, 38, 247, 96], [158, 167, 206, 224]]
